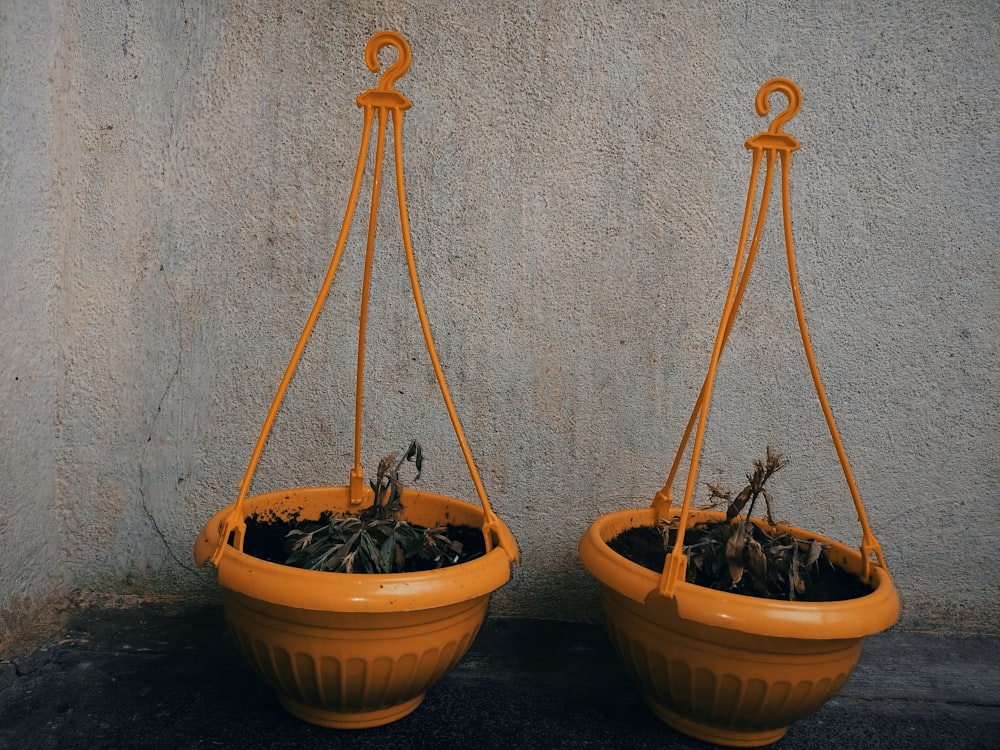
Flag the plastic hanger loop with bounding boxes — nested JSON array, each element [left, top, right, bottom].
[[365, 31, 412, 92], [756, 77, 802, 136]]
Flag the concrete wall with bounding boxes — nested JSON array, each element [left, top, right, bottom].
[[1, 0, 997, 636]]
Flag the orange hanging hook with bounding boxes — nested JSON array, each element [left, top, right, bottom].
[[358, 31, 413, 110], [365, 30, 412, 91], [756, 77, 802, 135], [746, 78, 801, 153]]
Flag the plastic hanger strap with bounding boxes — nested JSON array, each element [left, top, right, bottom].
[[210, 31, 517, 566], [390, 109, 518, 563], [208, 105, 377, 566], [656, 78, 887, 596]]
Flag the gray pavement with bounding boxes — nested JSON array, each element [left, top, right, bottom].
[[2, 600, 998, 749]]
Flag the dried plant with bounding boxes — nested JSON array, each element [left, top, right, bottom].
[[283, 441, 468, 574], [662, 447, 846, 601]]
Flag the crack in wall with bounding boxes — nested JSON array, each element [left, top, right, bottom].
[[137, 258, 196, 575]]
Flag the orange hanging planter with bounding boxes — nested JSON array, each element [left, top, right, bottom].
[[579, 79, 899, 747], [194, 31, 517, 729]]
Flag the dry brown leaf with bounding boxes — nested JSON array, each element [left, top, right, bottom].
[[726, 485, 753, 521], [748, 537, 768, 593], [726, 522, 748, 584], [707, 483, 730, 499], [805, 539, 824, 567]]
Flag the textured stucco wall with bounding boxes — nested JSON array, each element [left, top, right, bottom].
[[1, 0, 997, 636], [0, 1, 68, 632]]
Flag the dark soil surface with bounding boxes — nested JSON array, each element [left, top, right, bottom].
[[609, 523, 874, 602], [240, 513, 487, 573]]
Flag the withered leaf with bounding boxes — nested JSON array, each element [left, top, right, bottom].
[[403, 439, 423, 479], [707, 483, 730, 500], [789, 551, 807, 599], [288, 529, 315, 552], [726, 485, 753, 520], [762, 488, 776, 525], [805, 539, 824, 567], [341, 550, 357, 573], [747, 537, 768, 594], [726, 522, 748, 584]]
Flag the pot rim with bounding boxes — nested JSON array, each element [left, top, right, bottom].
[[579, 506, 900, 640], [196, 485, 515, 613]]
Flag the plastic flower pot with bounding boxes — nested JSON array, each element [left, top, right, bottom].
[[579, 79, 899, 746], [195, 31, 517, 728], [579, 506, 898, 747], [195, 486, 516, 728]]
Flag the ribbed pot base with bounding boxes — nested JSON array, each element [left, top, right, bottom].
[[279, 694, 425, 729], [646, 698, 788, 748], [224, 590, 486, 730]]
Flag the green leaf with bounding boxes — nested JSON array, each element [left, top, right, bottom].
[[379, 530, 398, 572], [358, 532, 380, 570], [324, 529, 362, 572]]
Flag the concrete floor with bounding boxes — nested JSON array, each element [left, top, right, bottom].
[[2, 600, 998, 749]]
